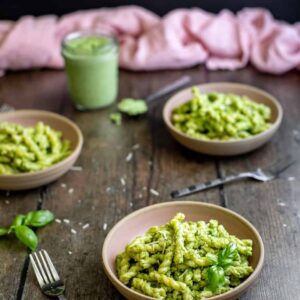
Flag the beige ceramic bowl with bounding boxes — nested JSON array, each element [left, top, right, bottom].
[[0, 110, 83, 190], [102, 201, 264, 300], [163, 82, 283, 156]]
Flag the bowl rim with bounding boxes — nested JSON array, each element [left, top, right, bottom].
[[102, 201, 265, 300], [0, 109, 83, 178], [163, 82, 283, 144]]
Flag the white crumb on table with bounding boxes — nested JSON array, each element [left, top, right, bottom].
[[138, 193, 143, 198], [129, 202, 133, 207], [103, 223, 107, 231], [132, 144, 140, 150], [70, 166, 83, 171], [55, 219, 62, 224], [61, 183, 67, 188], [68, 188, 74, 194], [283, 224, 287, 227], [68, 251, 73, 255], [5, 200, 10, 205], [150, 189, 159, 196], [71, 229, 77, 235], [142, 186, 147, 190], [106, 187, 111, 192], [278, 202, 286, 207], [288, 177, 295, 181], [63, 219, 70, 224], [120, 177, 126, 186], [126, 152, 133, 162], [82, 223, 90, 230]]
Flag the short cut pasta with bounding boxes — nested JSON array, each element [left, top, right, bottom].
[[116, 213, 253, 300], [0, 122, 71, 174], [172, 87, 271, 141]]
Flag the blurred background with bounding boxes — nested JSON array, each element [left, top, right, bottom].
[[0, 0, 299, 22]]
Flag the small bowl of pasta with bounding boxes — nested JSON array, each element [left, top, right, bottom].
[[102, 201, 264, 300], [163, 82, 282, 156], [0, 110, 83, 190]]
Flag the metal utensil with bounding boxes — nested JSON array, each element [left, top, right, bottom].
[[0, 102, 15, 112], [171, 154, 296, 198], [29, 250, 67, 300], [146, 75, 191, 103]]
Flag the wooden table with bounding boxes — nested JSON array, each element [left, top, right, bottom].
[[0, 67, 299, 300]]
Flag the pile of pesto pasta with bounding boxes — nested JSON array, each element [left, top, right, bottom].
[[172, 87, 271, 141], [0, 122, 71, 174], [116, 213, 253, 300]]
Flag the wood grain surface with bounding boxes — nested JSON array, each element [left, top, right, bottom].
[[0, 66, 299, 300]]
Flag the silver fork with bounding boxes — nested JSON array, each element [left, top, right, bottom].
[[171, 154, 297, 198], [29, 250, 67, 300]]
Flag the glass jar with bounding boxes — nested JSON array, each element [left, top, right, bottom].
[[62, 32, 118, 110]]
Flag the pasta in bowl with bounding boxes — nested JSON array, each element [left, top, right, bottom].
[[0, 110, 83, 190], [102, 201, 264, 300], [163, 82, 282, 156]]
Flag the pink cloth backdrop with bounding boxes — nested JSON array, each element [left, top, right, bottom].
[[0, 6, 299, 76]]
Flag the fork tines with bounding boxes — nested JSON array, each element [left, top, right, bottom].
[[29, 250, 61, 288]]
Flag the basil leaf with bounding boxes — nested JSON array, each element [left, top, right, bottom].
[[0, 228, 9, 236], [15, 225, 38, 251], [25, 210, 54, 227], [11, 214, 26, 227], [207, 265, 225, 292], [218, 242, 238, 267]]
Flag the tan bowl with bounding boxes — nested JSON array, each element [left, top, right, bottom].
[[0, 110, 83, 190], [163, 82, 283, 156], [102, 201, 264, 300]]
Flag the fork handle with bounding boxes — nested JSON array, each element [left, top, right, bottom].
[[58, 295, 67, 300], [170, 172, 251, 198]]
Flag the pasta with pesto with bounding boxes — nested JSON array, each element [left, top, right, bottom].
[[172, 87, 271, 141], [116, 213, 253, 299], [0, 122, 71, 174]]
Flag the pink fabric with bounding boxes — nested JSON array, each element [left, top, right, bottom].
[[0, 6, 299, 76]]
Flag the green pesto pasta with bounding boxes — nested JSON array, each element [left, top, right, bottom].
[[116, 213, 253, 299], [0, 122, 71, 174], [172, 87, 272, 141]]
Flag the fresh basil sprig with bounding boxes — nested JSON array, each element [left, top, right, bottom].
[[208, 265, 225, 292], [0, 228, 9, 236], [24, 210, 54, 227], [208, 242, 238, 292], [15, 225, 38, 251], [0, 210, 54, 251]]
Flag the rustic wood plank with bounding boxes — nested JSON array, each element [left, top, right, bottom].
[[20, 68, 221, 299], [216, 70, 300, 299], [0, 66, 299, 300]]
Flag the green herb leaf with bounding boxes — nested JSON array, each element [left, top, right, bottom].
[[118, 98, 148, 116], [207, 265, 225, 292], [0, 228, 9, 236], [15, 225, 38, 251], [11, 214, 26, 227], [109, 112, 122, 126], [218, 242, 238, 267], [24, 210, 54, 228]]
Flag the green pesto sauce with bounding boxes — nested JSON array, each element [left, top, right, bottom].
[[172, 87, 272, 141], [64, 35, 113, 56]]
